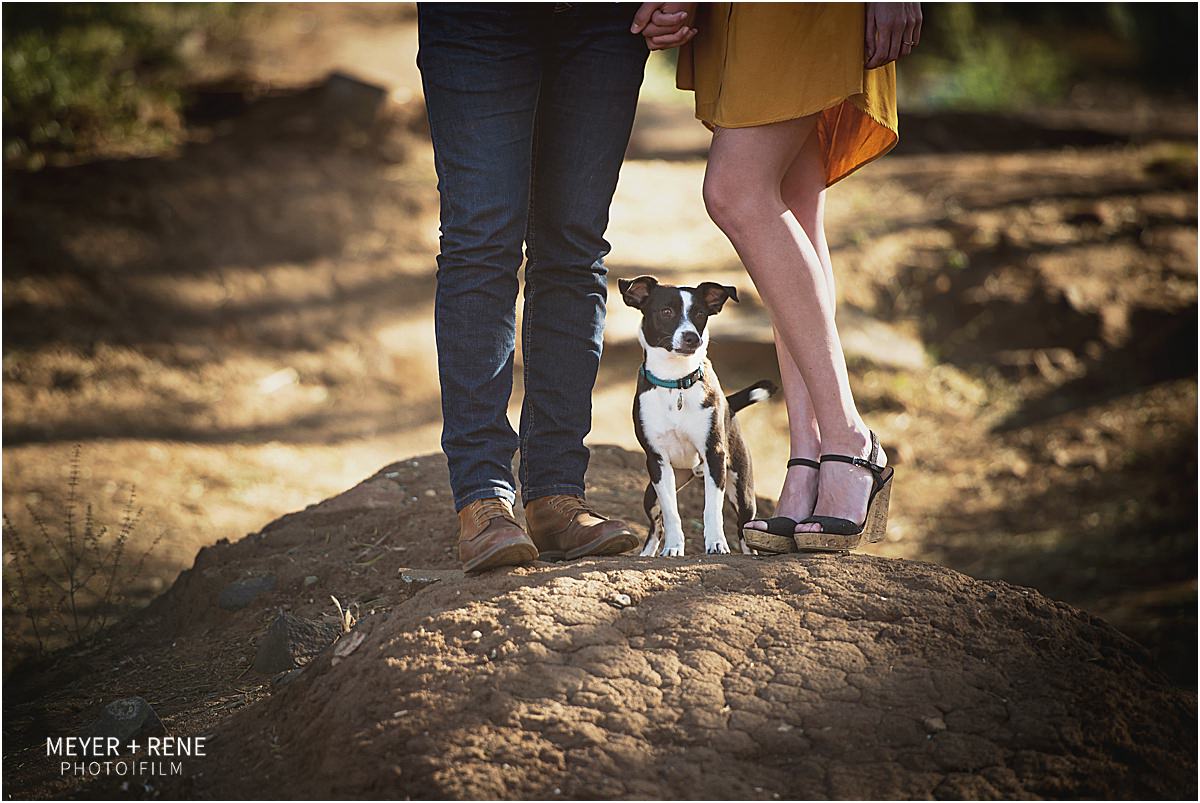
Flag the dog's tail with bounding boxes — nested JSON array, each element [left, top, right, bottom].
[[726, 379, 778, 415]]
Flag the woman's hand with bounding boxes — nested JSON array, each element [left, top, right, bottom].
[[632, 2, 698, 51], [865, 2, 922, 69]]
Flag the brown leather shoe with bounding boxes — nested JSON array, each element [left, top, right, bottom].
[[458, 498, 538, 573], [524, 495, 638, 561]]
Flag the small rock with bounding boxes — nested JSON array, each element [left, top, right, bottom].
[[470, 630, 483, 640], [253, 611, 341, 674], [399, 570, 451, 587], [922, 716, 947, 734], [608, 593, 633, 609], [272, 667, 307, 688], [332, 630, 366, 662], [218, 575, 277, 611], [84, 697, 165, 743], [423, 488, 438, 497], [304, 576, 319, 587], [776, 723, 793, 732]]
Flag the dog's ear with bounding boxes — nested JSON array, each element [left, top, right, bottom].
[[619, 275, 658, 309], [697, 282, 739, 314]]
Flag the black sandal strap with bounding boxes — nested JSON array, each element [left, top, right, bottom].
[[820, 453, 885, 472], [819, 431, 885, 474], [798, 514, 861, 536], [745, 516, 800, 536], [787, 458, 820, 470]]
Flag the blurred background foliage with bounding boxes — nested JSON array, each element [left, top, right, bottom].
[[900, 2, 1198, 110], [2, 2, 244, 167], [3, 3, 1198, 168]]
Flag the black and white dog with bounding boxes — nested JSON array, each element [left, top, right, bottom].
[[618, 275, 776, 557]]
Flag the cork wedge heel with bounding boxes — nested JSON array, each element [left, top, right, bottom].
[[793, 431, 894, 553]]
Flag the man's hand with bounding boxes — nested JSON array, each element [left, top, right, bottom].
[[632, 2, 698, 51], [865, 2, 922, 69]]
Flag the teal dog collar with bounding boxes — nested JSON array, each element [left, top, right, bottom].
[[640, 363, 704, 390]]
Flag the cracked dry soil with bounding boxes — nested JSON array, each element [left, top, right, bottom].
[[188, 553, 1194, 798], [5, 450, 1196, 799]]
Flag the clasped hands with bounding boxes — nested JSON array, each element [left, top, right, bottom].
[[631, 2, 698, 51]]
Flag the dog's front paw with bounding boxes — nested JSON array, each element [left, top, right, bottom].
[[705, 541, 731, 555], [659, 541, 685, 557]]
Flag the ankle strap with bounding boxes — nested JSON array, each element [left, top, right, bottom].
[[787, 457, 820, 470], [819, 430, 884, 474]]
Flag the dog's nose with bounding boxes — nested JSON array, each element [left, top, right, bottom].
[[680, 331, 700, 349]]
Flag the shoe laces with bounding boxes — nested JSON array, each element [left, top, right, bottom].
[[549, 495, 598, 520], [475, 498, 516, 526]]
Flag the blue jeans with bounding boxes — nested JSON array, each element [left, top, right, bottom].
[[417, 3, 647, 511]]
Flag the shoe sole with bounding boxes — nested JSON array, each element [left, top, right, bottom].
[[742, 528, 799, 555], [463, 540, 539, 574], [790, 532, 862, 552], [538, 529, 640, 563]]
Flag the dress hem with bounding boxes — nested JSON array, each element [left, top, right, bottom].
[[694, 91, 899, 187]]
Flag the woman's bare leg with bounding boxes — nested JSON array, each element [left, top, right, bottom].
[[704, 118, 884, 533], [739, 322, 822, 532], [781, 129, 837, 308], [742, 132, 830, 532]]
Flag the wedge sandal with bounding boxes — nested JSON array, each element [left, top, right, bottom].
[[741, 458, 819, 554], [793, 430, 894, 553]]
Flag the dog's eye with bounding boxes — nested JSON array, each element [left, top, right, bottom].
[[660, 308, 675, 318]]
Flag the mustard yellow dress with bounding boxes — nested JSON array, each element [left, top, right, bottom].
[[677, 2, 898, 187]]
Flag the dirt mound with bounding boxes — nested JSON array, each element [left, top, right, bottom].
[[4, 450, 1195, 799], [140, 454, 1190, 800], [186, 555, 1193, 799]]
